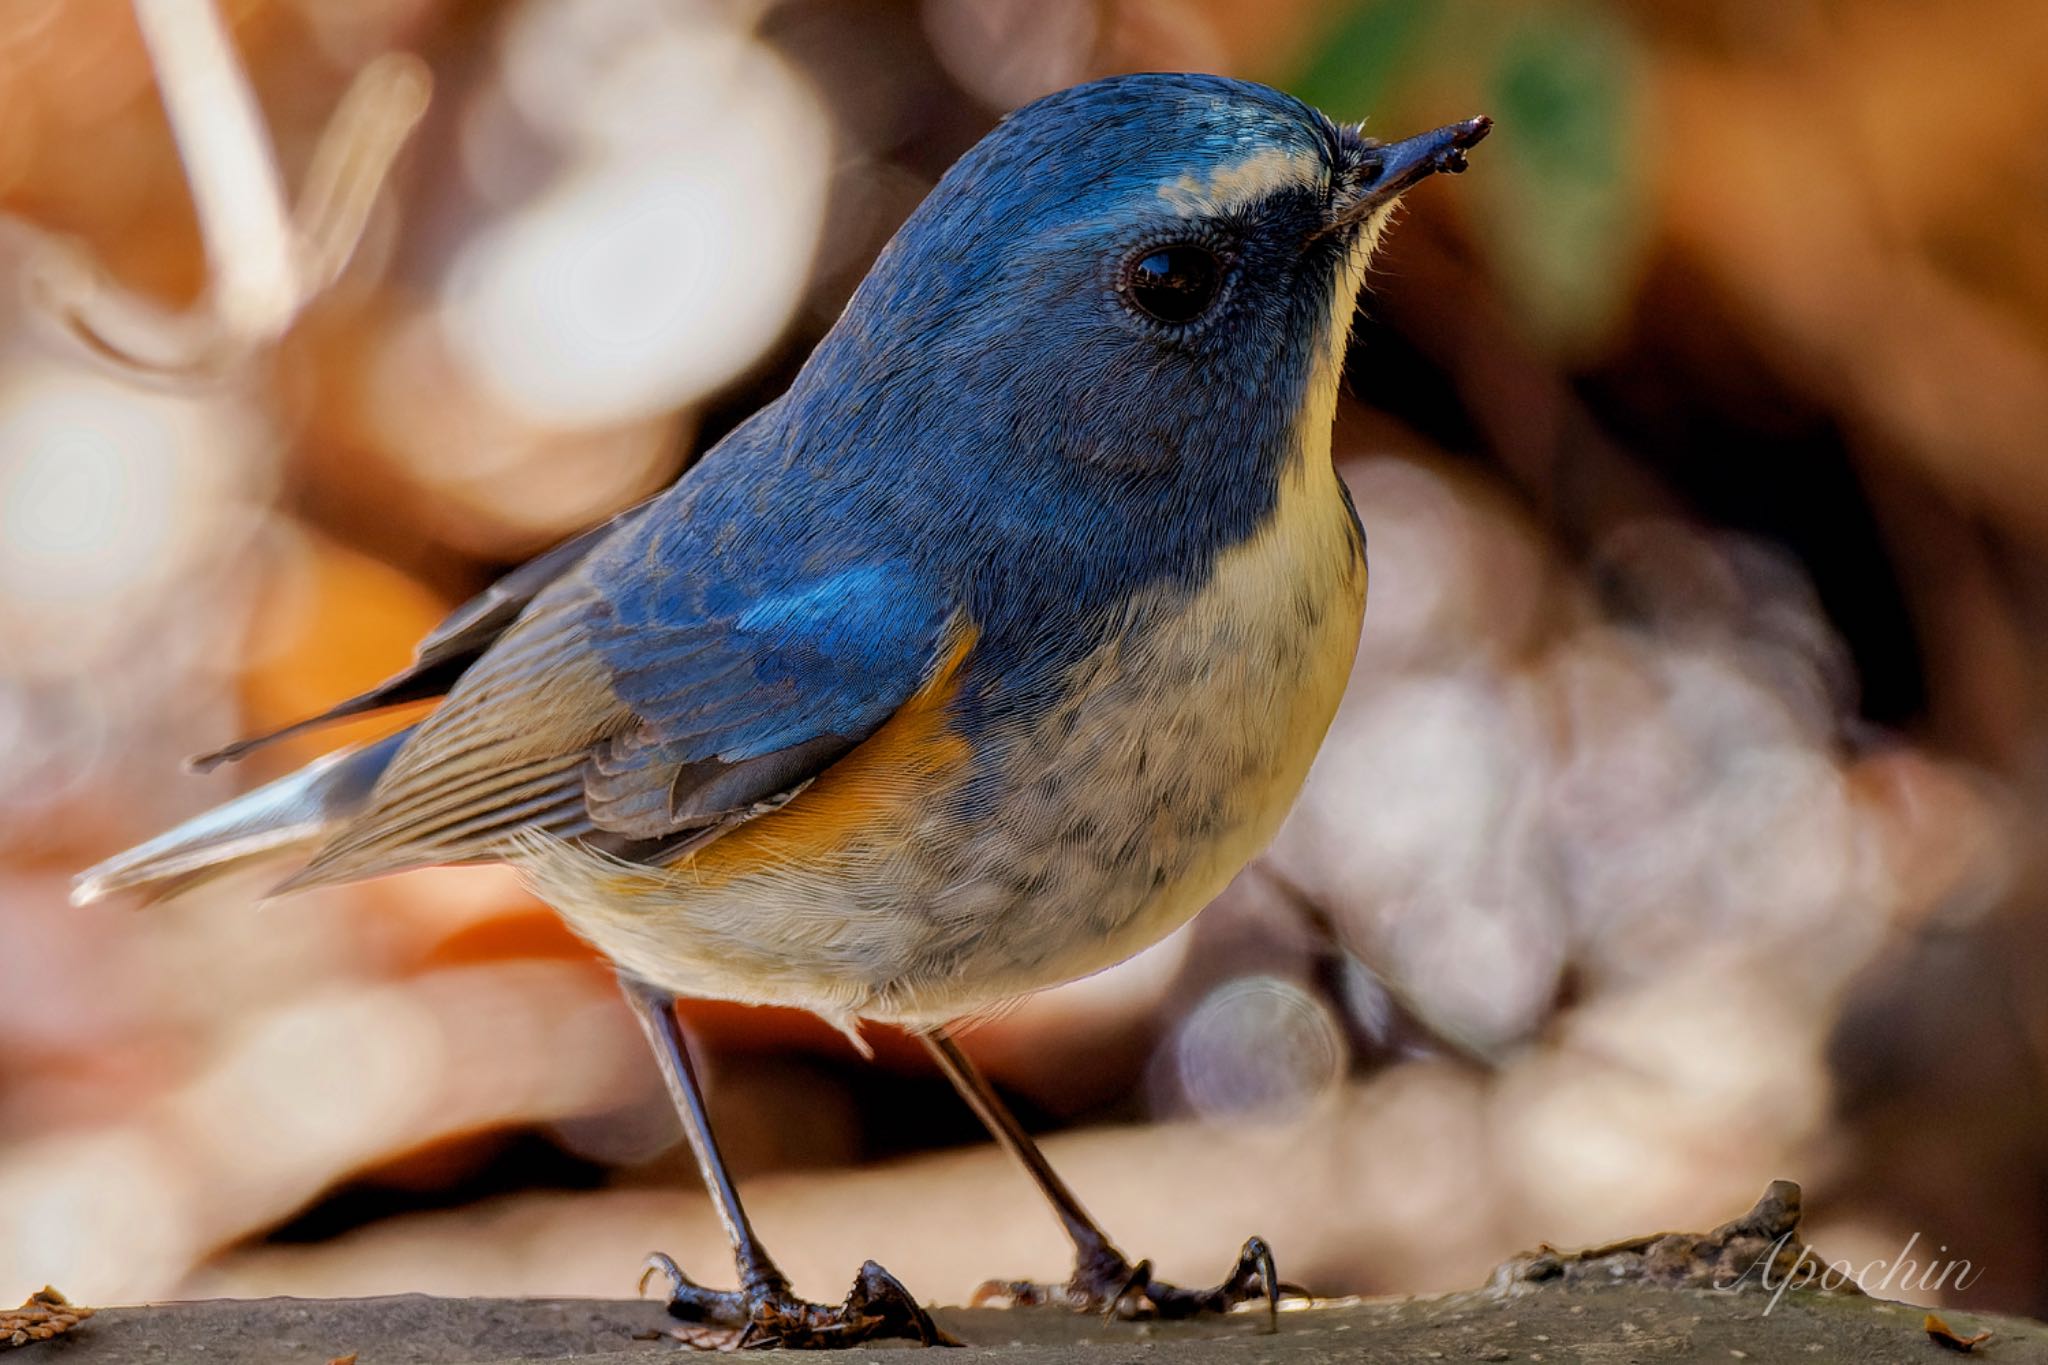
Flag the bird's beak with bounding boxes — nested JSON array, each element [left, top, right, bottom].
[[1326, 115, 1492, 236]]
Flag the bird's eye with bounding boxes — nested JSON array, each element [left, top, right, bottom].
[[1119, 244, 1223, 325]]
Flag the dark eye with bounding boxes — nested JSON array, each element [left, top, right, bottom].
[[1119, 244, 1223, 325]]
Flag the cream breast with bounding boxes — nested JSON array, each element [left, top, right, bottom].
[[910, 448, 1367, 1016]]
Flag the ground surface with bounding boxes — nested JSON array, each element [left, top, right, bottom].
[[16, 1185, 2043, 1363], [19, 1284, 2047, 1364]]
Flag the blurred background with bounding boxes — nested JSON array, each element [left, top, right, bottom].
[[2, 0, 2044, 1322]]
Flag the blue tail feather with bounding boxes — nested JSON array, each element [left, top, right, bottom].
[[70, 727, 412, 907]]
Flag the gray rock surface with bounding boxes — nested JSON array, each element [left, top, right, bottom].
[[24, 1287, 2048, 1365], [23, 1186, 2042, 1363]]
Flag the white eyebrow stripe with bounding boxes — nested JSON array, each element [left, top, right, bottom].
[[1156, 146, 1326, 218]]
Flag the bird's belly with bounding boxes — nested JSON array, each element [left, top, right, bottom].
[[518, 469, 1365, 1026]]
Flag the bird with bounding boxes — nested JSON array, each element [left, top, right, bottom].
[[74, 72, 1489, 1349]]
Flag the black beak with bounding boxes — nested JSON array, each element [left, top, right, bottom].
[[1327, 115, 1492, 235]]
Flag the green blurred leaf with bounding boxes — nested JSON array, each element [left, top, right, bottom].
[[1473, 3, 1652, 355], [1288, 0, 1650, 355], [1290, 0, 1437, 124]]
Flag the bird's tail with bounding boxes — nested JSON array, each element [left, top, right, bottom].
[[69, 728, 413, 907]]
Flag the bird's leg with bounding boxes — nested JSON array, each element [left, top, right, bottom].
[[621, 976, 957, 1350], [920, 1029, 1296, 1327]]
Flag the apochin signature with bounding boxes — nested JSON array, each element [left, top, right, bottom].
[[1719, 1232, 1984, 1314]]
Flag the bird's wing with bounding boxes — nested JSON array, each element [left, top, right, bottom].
[[284, 544, 962, 889], [189, 498, 655, 772]]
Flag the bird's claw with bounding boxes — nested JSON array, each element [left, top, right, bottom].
[[970, 1236, 1303, 1331], [641, 1252, 960, 1350]]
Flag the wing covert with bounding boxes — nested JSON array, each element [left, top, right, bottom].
[[290, 548, 963, 886]]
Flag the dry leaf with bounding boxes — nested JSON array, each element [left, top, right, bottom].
[[1925, 1312, 1994, 1353], [1, 1287, 93, 1349]]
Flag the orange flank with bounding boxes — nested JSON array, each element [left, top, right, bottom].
[[636, 624, 977, 891]]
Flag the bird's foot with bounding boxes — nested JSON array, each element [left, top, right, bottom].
[[642, 1252, 960, 1350], [970, 1236, 1301, 1328]]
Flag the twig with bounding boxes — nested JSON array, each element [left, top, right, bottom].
[[131, 0, 299, 340], [28, 1, 431, 380]]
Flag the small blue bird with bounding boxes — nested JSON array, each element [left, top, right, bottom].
[[76, 73, 1487, 1348]]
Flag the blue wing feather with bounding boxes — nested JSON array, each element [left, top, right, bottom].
[[581, 559, 955, 838], [296, 487, 961, 880]]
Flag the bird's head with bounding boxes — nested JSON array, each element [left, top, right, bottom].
[[792, 73, 1488, 536]]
